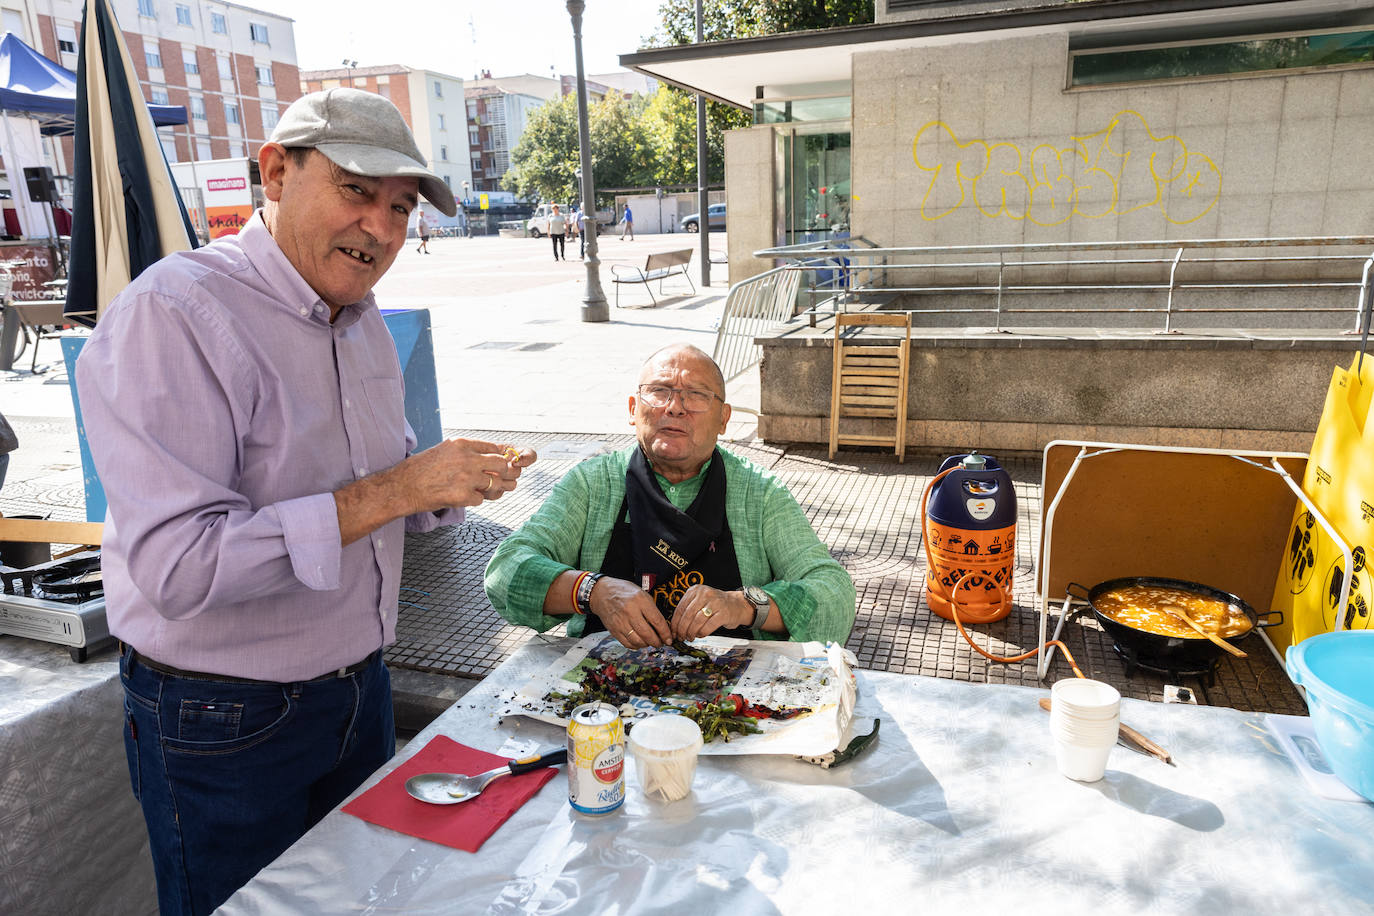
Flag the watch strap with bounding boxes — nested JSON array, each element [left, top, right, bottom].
[[745, 586, 771, 629]]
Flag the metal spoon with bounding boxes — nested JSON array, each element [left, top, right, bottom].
[[404, 747, 568, 805]]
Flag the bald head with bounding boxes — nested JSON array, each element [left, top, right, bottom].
[[639, 344, 725, 398]]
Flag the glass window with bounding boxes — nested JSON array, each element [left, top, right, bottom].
[[250, 22, 269, 44], [145, 47, 163, 70], [175, 4, 192, 26], [434, 80, 443, 98], [224, 101, 240, 124], [151, 88, 170, 105], [138, 0, 156, 17], [183, 49, 198, 74], [438, 113, 446, 130], [440, 145, 448, 161], [1071, 29, 1374, 87], [255, 64, 274, 87], [753, 96, 851, 125], [262, 106, 280, 131], [196, 138, 212, 161], [190, 95, 206, 120], [57, 25, 77, 55], [211, 12, 226, 33], [377, 83, 391, 100], [782, 128, 851, 244], [217, 56, 232, 81]]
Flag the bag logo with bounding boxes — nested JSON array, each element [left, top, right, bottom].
[[1287, 511, 1317, 594], [650, 538, 688, 570], [1315, 467, 1332, 486]]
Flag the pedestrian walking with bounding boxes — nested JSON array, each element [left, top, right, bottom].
[[620, 204, 634, 241], [550, 204, 567, 261], [416, 209, 431, 253]]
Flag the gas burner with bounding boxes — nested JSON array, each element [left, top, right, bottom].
[[1112, 641, 1222, 694], [0, 550, 110, 661]]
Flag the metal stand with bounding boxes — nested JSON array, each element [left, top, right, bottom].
[[1036, 441, 1351, 680]]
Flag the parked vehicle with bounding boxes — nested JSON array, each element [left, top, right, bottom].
[[681, 203, 726, 233], [526, 203, 569, 238]]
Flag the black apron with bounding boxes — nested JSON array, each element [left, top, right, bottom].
[[584, 447, 752, 639]]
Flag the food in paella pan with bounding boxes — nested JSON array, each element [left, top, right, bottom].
[[1095, 584, 1252, 640]]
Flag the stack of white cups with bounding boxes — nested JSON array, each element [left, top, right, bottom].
[[1049, 678, 1121, 782]]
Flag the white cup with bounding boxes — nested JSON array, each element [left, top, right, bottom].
[[628, 714, 703, 802], [1049, 678, 1121, 782]]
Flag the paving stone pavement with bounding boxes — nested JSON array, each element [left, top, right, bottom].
[[1, 415, 1306, 715], [0, 231, 1305, 717], [393, 428, 1307, 717]]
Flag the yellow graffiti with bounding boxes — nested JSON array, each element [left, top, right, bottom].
[[911, 109, 1221, 226]]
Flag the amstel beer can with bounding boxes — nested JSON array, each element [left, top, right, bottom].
[[567, 702, 625, 815]]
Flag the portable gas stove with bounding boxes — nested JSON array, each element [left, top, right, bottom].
[[0, 551, 111, 661], [1110, 641, 1222, 703]]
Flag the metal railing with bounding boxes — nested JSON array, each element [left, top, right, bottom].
[[753, 236, 1374, 334], [711, 264, 802, 383]]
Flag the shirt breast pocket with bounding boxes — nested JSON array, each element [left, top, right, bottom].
[[361, 376, 407, 468]]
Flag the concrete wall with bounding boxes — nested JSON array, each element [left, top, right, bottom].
[[851, 34, 1374, 264], [724, 126, 778, 285], [757, 330, 1346, 455]]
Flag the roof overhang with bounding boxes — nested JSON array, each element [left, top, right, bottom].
[[619, 0, 1371, 110]]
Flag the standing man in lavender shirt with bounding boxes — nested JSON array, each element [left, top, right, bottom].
[[75, 88, 534, 916]]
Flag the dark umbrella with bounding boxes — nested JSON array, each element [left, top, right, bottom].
[[64, 0, 198, 327]]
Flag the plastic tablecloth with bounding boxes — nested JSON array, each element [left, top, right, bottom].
[[220, 635, 1374, 915], [0, 638, 156, 915]]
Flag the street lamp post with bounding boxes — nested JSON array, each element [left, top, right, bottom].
[[566, 0, 608, 322]]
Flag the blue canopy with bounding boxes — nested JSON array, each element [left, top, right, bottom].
[[0, 31, 186, 135]]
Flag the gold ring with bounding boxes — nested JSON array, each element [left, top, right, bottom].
[[701, 606, 713, 618], [482, 475, 496, 493], [628, 628, 637, 637]]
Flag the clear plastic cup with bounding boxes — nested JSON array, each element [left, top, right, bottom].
[[627, 714, 703, 802], [1049, 678, 1121, 782]]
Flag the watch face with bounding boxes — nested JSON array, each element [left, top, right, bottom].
[[744, 585, 768, 608]]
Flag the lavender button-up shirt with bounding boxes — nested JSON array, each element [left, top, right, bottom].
[[76, 213, 459, 681]]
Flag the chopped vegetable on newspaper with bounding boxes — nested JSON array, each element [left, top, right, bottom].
[[510, 633, 857, 756]]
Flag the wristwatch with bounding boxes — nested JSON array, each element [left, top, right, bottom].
[[742, 586, 771, 630]]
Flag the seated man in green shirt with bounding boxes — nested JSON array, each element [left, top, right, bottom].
[[484, 344, 856, 647]]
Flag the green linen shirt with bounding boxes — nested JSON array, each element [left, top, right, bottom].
[[484, 445, 856, 644]]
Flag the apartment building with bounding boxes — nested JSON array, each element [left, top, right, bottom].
[[300, 64, 471, 199], [463, 71, 652, 196], [19, 0, 300, 171]]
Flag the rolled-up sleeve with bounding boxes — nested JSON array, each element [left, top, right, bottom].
[[484, 467, 593, 632]]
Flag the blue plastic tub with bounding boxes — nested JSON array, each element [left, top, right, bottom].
[[1286, 631, 1374, 803]]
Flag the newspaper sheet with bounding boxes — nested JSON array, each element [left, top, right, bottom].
[[510, 634, 856, 756]]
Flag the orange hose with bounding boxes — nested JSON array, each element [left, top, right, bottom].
[[922, 467, 1085, 680]]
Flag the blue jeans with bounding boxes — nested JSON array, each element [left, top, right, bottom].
[[118, 645, 394, 915]]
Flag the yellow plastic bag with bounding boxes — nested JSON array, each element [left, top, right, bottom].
[[1269, 354, 1374, 651]]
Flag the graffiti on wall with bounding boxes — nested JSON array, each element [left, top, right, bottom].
[[911, 109, 1221, 226]]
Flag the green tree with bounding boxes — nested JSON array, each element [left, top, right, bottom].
[[504, 93, 655, 205], [649, 0, 873, 45]]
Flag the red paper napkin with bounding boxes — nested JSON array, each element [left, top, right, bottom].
[[342, 735, 558, 852]]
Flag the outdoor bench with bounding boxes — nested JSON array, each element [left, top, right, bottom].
[[610, 248, 695, 307]]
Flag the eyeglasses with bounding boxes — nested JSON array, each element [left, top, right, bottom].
[[637, 384, 724, 413]]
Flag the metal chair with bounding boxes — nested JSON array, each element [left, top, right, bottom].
[[9, 300, 66, 372]]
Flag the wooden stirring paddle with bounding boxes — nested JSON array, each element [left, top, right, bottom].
[[1161, 604, 1246, 658]]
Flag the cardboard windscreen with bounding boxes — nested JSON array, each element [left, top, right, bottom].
[[1040, 442, 1306, 616]]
